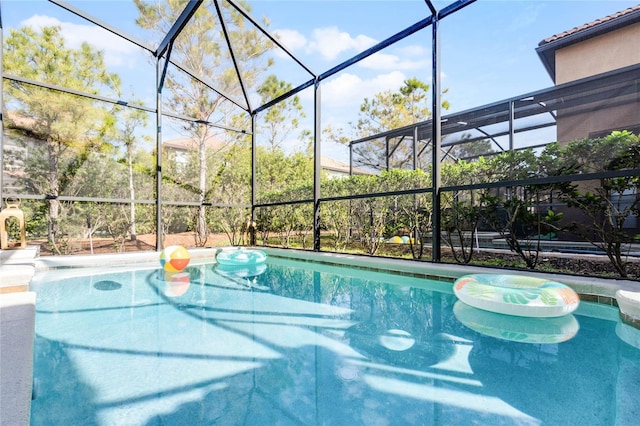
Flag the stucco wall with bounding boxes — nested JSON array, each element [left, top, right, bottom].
[[557, 102, 640, 143], [555, 23, 640, 85]]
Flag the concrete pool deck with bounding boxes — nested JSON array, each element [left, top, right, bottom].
[[2, 246, 640, 425], [0, 247, 38, 426], [0, 246, 38, 294]]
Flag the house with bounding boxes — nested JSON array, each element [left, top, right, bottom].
[[536, 5, 640, 142], [163, 135, 370, 179], [536, 5, 640, 233], [320, 156, 373, 179]]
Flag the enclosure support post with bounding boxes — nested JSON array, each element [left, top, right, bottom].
[[431, 16, 442, 262], [251, 113, 257, 229], [413, 126, 418, 170], [413, 125, 420, 246], [313, 78, 322, 252], [386, 137, 390, 171], [509, 100, 515, 151], [155, 58, 163, 251], [155, 43, 173, 251]]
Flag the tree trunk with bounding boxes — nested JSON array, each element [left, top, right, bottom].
[[128, 148, 137, 241], [47, 140, 61, 252]]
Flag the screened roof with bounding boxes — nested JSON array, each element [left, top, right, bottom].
[[351, 63, 640, 153]]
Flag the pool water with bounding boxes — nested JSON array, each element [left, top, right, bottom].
[[30, 256, 640, 425]]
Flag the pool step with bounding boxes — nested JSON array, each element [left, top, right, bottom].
[[617, 290, 640, 328], [0, 246, 39, 294]]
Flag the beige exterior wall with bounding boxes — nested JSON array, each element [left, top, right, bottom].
[[555, 23, 640, 84], [557, 101, 640, 143], [554, 22, 640, 143]]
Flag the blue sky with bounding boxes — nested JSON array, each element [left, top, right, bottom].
[[2, 0, 638, 159]]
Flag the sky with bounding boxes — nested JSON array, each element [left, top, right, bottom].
[[2, 0, 639, 161]]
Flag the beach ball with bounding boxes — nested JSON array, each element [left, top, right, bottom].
[[159, 245, 191, 272]]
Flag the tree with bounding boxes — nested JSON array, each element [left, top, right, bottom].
[[255, 75, 311, 207], [385, 169, 432, 259], [208, 142, 252, 245], [3, 25, 120, 253], [555, 131, 640, 277], [357, 77, 438, 136], [110, 102, 151, 241], [320, 181, 354, 251], [478, 150, 563, 269], [446, 137, 495, 161], [441, 159, 491, 263], [257, 75, 305, 151], [256, 147, 314, 201], [325, 77, 449, 172], [135, 0, 273, 246]]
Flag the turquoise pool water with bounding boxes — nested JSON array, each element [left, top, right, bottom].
[[30, 255, 640, 425]]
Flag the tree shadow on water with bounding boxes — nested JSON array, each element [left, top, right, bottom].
[[142, 344, 451, 426], [30, 335, 100, 426]]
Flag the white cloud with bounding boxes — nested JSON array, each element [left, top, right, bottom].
[[274, 28, 307, 51], [21, 15, 139, 68], [359, 51, 429, 71], [358, 44, 430, 71], [307, 26, 377, 61], [315, 71, 407, 107]]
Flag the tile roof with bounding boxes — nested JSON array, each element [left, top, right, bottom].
[[321, 156, 372, 175], [539, 4, 640, 46]]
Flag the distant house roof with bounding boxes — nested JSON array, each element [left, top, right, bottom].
[[162, 138, 371, 176], [163, 135, 225, 151], [536, 5, 640, 81], [321, 156, 372, 176]]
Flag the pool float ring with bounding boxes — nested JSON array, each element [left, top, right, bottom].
[[453, 301, 579, 344], [216, 248, 267, 266], [453, 273, 579, 318]]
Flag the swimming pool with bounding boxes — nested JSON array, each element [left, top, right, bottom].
[[30, 252, 640, 425]]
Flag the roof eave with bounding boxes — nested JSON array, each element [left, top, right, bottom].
[[536, 8, 640, 83]]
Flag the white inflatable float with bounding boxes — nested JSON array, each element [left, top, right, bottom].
[[216, 248, 267, 266], [453, 273, 579, 318]]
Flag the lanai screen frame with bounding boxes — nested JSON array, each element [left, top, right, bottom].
[[4, 1, 637, 261], [0, 0, 477, 255], [349, 63, 640, 166]]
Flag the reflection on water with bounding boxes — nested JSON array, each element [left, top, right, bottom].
[[29, 258, 640, 425], [158, 271, 191, 297], [214, 263, 270, 291], [453, 301, 580, 344]]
